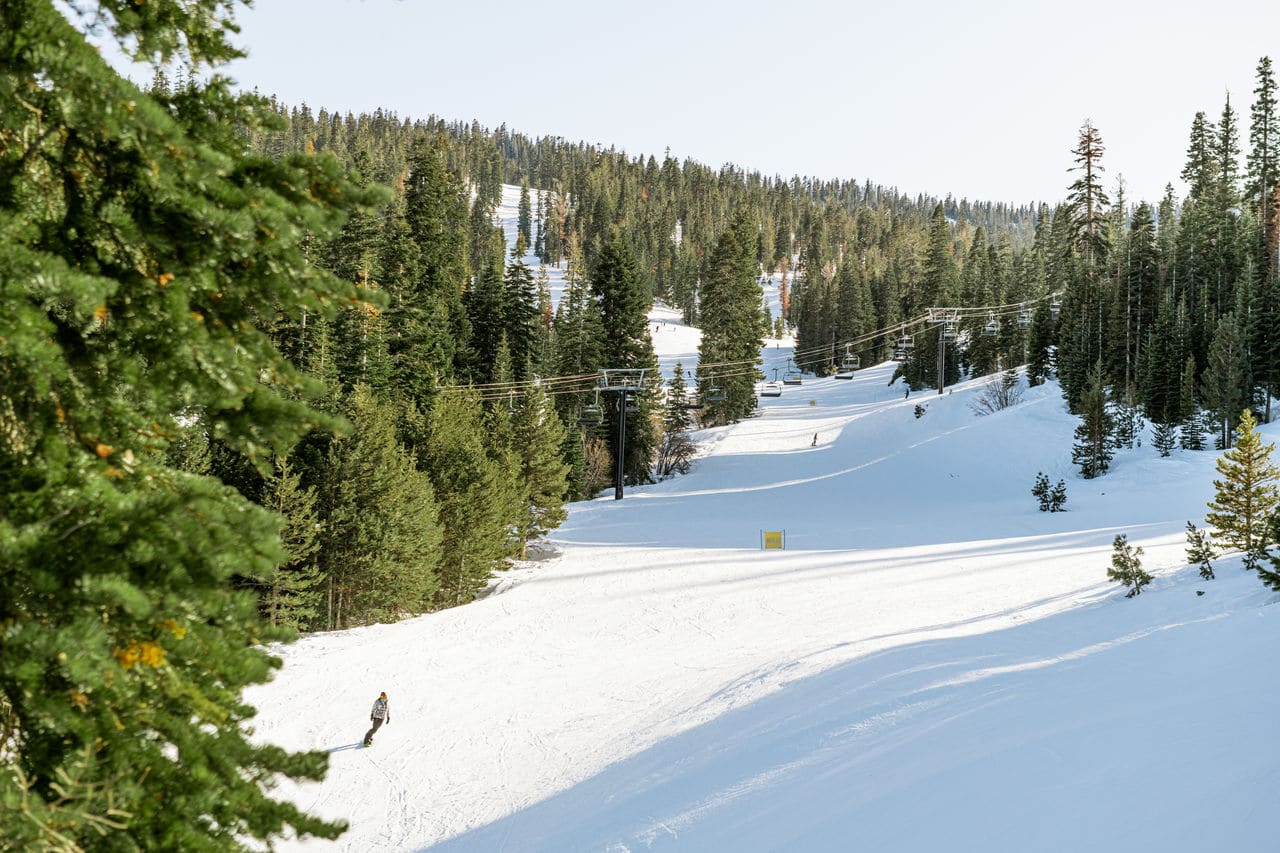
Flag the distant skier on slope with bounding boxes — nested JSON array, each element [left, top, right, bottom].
[[363, 692, 391, 747]]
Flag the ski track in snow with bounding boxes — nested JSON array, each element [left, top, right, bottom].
[[244, 184, 1280, 853]]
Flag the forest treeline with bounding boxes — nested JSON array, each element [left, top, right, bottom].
[[176, 52, 1280, 634], [156, 83, 1045, 634]]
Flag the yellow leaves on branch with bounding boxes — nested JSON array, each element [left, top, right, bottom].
[[159, 619, 187, 640], [114, 641, 165, 669], [113, 621, 186, 669]]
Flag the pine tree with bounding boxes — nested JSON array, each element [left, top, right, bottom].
[[1026, 299, 1055, 386], [1110, 384, 1143, 450], [513, 383, 570, 554], [0, 2, 378, 846], [1201, 312, 1249, 449], [1122, 202, 1159, 388], [1261, 514, 1280, 590], [317, 386, 442, 628], [1205, 409, 1280, 569], [422, 388, 515, 605], [482, 394, 528, 560], [656, 361, 698, 477], [403, 137, 472, 379], [518, 179, 533, 249], [1185, 521, 1216, 580], [698, 213, 766, 424], [560, 425, 588, 502], [1179, 355, 1207, 450], [1048, 479, 1068, 512], [1141, 293, 1185, 432], [1067, 120, 1111, 264], [1152, 422, 1177, 456], [1032, 472, 1051, 511], [1108, 534, 1151, 597], [465, 226, 509, 383], [260, 457, 324, 630], [593, 230, 658, 484], [502, 242, 538, 380], [1247, 56, 1279, 276], [1072, 360, 1115, 478], [1250, 270, 1280, 424]]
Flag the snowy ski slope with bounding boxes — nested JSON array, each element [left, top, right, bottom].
[[244, 189, 1279, 852]]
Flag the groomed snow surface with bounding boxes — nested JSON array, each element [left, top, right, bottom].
[[245, 186, 1277, 851], [249, 358, 1278, 852]]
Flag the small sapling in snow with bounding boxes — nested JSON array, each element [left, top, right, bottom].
[[1108, 533, 1151, 598]]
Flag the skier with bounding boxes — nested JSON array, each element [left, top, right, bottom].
[[363, 692, 391, 747]]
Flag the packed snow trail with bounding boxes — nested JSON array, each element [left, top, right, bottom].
[[247, 353, 1277, 852]]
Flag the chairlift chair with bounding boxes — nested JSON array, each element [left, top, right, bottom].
[[1049, 297, 1062, 319], [1017, 306, 1031, 329], [982, 312, 998, 336], [834, 345, 858, 378], [897, 333, 915, 351], [578, 388, 604, 426], [705, 387, 726, 403], [760, 381, 783, 398], [941, 321, 957, 342]]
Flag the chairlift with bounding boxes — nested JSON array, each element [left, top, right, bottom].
[[625, 398, 640, 414], [759, 381, 783, 398], [835, 345, 859, 378], [1017, 305, 1031, 329], [897, 333, 915, 351], [705, 387, 726, 403], [578, 389, 604, 426], [982, 312, 998, 336], [941, 321, 957, 342], [892, 345, 907, 361], [1049, 297, 1062, 319], [782, 359, 803, 386]]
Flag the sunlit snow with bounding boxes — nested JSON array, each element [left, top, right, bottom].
[[245, 187, 1278, 852]]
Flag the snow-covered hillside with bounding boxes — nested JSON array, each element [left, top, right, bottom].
[[244, 191, 1279, 853]]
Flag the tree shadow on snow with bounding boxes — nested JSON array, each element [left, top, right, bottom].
[[419, 565, 1267, 852]]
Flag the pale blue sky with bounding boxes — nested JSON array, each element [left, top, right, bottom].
[[208, 0, 1277, 205]]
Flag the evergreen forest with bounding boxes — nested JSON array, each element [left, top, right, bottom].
[[2, 0, 1279, 847]]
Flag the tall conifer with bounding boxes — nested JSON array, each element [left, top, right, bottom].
[[698, 214, 765, 425], [513, 383, 570, 553], [0, 1, 376, 845], [1205, 409, 1279, 570], [1072, 360, 1115, 478]]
